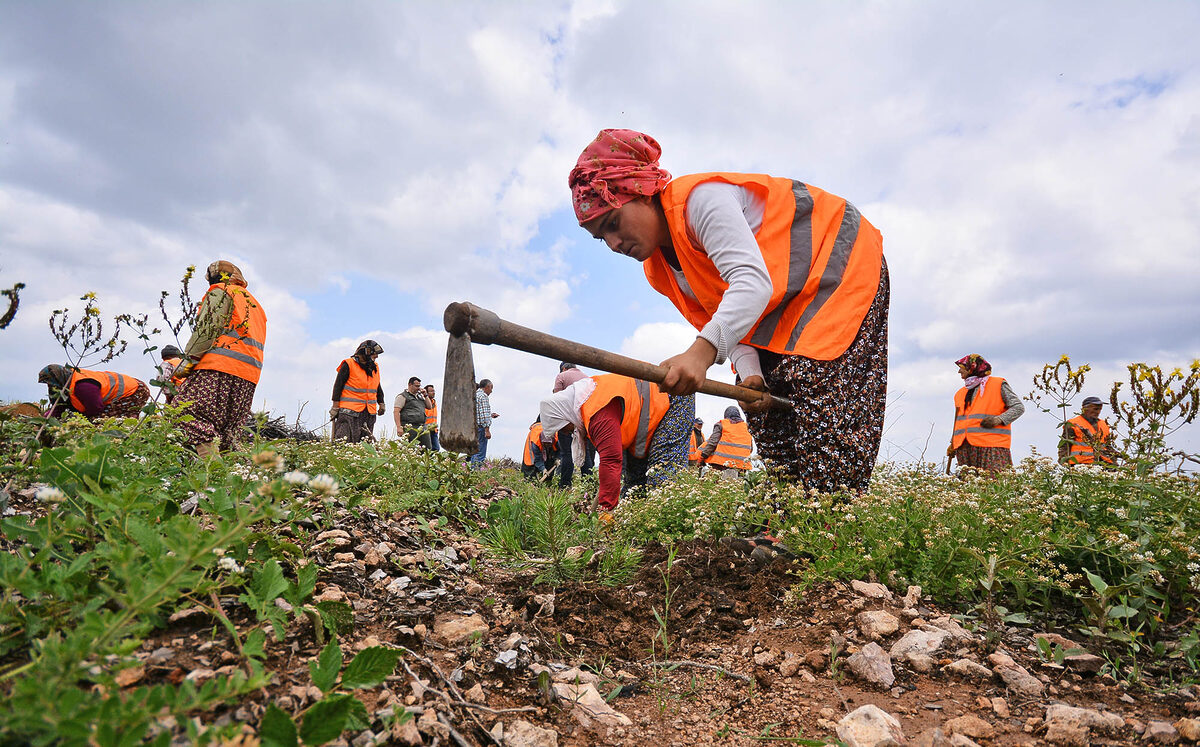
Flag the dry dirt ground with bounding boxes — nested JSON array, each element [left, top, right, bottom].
[[9, 491, 1200, 746]]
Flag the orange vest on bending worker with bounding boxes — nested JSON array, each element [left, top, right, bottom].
[[193, 283, 267, 384], [67, 369, 141, 412], [706, 419, 753, 469], [952, 377, 1012, 449], [336, 358, 380, 414], [687, 429, 704, 464], [1064, 415, 1113, 465], [523, 423, 545, 467], [425, 402, 438, 431], [579, 374, 671, 459], [645, 173, 884, 361]]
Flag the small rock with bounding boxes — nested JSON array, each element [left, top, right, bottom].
[[351, 731, 375, 747], [551, 682, 632, 727], [464, 580, 484, 596], [908, 654, 935, 673], [891, 628, 950, 662], [432, 614, 488, 647], [911, 727, 950, 747], [836, 704, 906, 747], [1144, 720, 1179, 744], [386, 576, 411, 593], [1063, 653, 1105, 674], [1043, 704, 1124, 746], [530, 593, 555, 617], [944, 714, 994, 740], [925, 616, 972, 640], [313, 586, 346, 603], [553, 667, 600, 686], [184, 668, 215, 683], [778, 654, 802, 677], [805, 649, 829, 671], [949, 736, 981, 747], [494, 650, 519, 668], [504, 718, 558, 747], [990, 653, 1044, 697], [847, 642, 895, 689], [147, 647, 174, 665], [1175, 718, 1200, 742], [991, 697, 1010, 718], [333, 552, 356, 563], [857, 610, 901, 641], [754, 650, 779, 667], [1034, 632, 1081, 649], [369, 569, 388, 582], [115, 665, 145, 687], [944, 659, 993, 681], [903, 585, 922, 608], [851, 580, 894, 601], [464, 683, 486, 703]]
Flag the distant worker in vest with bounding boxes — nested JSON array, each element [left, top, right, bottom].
[[569, 130, 889, 496], [701, 406, 754, 474], [687, 417, 705, 466], [158, 344, 185, 401], [539, 373, 695, 520], [468, 379, 499, 468], [522, 417, 555, 481], [424, 384, 440, 451], [394, 376, 433, 450], [330, 340, 384, 443], [552, 362, 595, 487], [1059, 396, 1115, 466], [171, 260, 267, 457], [38, 364, 150, 421], [947, 354, 1024, 473]]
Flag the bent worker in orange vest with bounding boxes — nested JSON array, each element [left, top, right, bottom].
[[171, 260, 267, 457], [158, 344, 186, 402], [569, 129, 888, 497], [538, 373, 694, 520], [38, 364, 150, 421], [701, 406, 754, 473], [947, 354, 1024, 474], [1059, 396, 1115, 466], [522, 417, 557, 481], [330, 340, 384, 443]]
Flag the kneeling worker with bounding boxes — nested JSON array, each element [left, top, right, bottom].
[[539, 373, 694, 520], [38, 365, 149, 421]]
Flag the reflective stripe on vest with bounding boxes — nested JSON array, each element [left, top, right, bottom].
[[194, 284, 267, 384], [952, 377, 1012, 449], [706, 419, 753, 469], [336, 358, 380, 414], [688, 429, 703, 463], [1065, 415, 1113, 465], [579, 374, 671, 460], [425, 404, 438, 429], [646, 173, 884, 361], [523, 423, 544, 466], [68, 369, 141, 411]]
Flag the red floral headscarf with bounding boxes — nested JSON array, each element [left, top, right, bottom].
[[568, 129, 672, 224], [955, 354, 992, 377]]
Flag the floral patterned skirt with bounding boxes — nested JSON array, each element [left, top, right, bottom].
[[101, 383, 150, 419], [624, 393, 695, 493], [747, 258, 890, 494], [176, 369, 257, 451], [953, 443, 1012, 473]]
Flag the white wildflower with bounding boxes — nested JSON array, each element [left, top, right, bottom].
[[212, 548, 226, 557], [35, 486, 67, 504], [308, 474, 339, 496], [217, 556, 244, 574], [282, 471, 310, 486]]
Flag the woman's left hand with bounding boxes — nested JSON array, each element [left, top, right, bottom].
[[981, 416, 1002, 428], [659, 338, 717, 395]]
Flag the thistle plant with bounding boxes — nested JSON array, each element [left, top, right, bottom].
[[1109, 361, 1200, 472], [1, 279, 24, 330], [1028, 354, 1091, 429]]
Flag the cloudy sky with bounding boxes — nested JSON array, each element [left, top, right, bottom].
[[3, 1, 1198, 465]]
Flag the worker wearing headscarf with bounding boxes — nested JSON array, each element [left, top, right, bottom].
[[569, 129, 888, 495], [158, 344, 185, 400], [38, 363, 149, 421], [947, 354, 1024, 473], [551, 361, 595, 487], [700, 405, 754, 472], [330, 339, 385, 443], [539, 374, 694, 518], [171, 260, 267, 457]]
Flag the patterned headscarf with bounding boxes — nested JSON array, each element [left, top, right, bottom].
[[37, 364, 70, 388], [955, 354, 992, 377], [569, 129, 672, 224], [206, 260, 247, 287]]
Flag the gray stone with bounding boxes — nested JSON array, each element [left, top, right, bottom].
[[852, 580, 894, 600], [836, 704, 906, 747], [1044, 704, 1124, 739], [891, 628, 950, 662], [432, 613, 488, 646], [924, 616, 972, 640], [847, 642, 895, 689], [503, 719, 558, 747], [1175, 718, 1200, 742], [943, 658, 993, 681], [857, 610, 901, 641], [1144, 720, 1179, 744], [944, 714, 994, 740], [1063, 653, 1105, 674]]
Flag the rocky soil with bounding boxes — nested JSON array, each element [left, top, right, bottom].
[[7, 487, 1200, 746]]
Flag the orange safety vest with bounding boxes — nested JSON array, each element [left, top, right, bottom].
[[523, 423, 546, 466], [579, 374, 671, 459], [952, 377, 1012, 449], [645, 173, 884, 361], [162, 356, 184, 388], [425, 402, 438, 431], [1064, 416, 1113, 465], [67, 369, 141, 411], [193, 283, 267, 384], [706, 419, 753, 469], [687, 429, 704, 464], [336, 358, 380, 414]]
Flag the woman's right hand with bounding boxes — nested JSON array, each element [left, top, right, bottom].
[[737, 375, 771, 414], [946, 444, 956, 456]]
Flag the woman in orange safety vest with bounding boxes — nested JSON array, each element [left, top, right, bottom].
[[171, 260, 268, 457], [947, 354, 1025, 473], [38, 364, 150, 421], [701, 406, 754, 472], [539, 374, 694, 516], [569, 129, 888, 497], [330, 340, 384, 443]]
